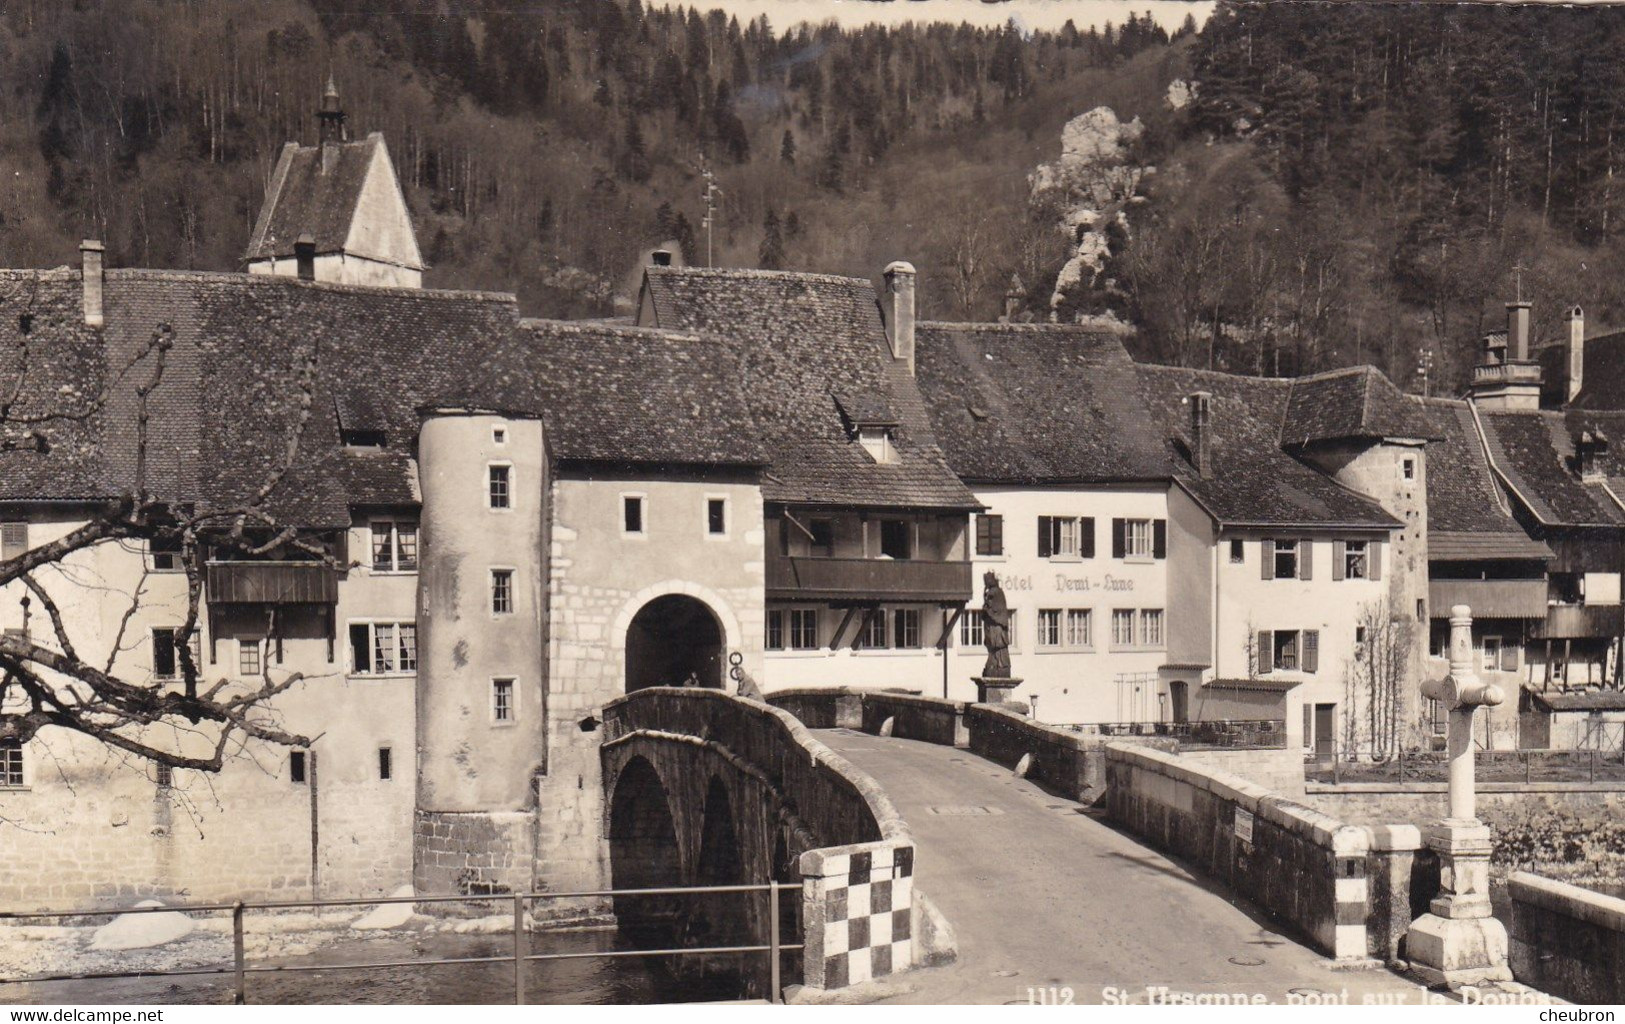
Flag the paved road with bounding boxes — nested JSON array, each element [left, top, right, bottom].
[[823, 731, 1430, 1006]]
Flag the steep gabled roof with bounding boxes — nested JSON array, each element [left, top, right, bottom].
[[1419, 398, 1552, 561], [639, 266, 978, 511], [1568, 329, 1625, 410], [512, 320, 768, 468], [1477, 410, 1625, 527], [913, 322, 1168, 484], [244, 134, 423, 269], [1137, 365, 1399, 529], [1280, 366, 1440, 448]]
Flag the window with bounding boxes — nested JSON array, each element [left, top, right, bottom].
[[1272, 540, 1299, 579], [1482, 637, 1518, 673], [1417, 598, 1426, 622], [1123, 519, 1152, 558], [155, 763, 172, 788], [809, 519, 834, 557], [488, 465, 511, 509], [1273, 630, 1300, 671], [290, 750, 307, 784], [1112, 518, 1166, 559], [623, 495, 645, 535], [493, 426, 507, 445], [879, 520, 912, 559], [1355, 625, 1368, 646], [1037, 609, 1062, 648], [789, 609, 818, 650], [370, 521, 419, 572], [0, 740, 22, 788], [0, 522, 26, 561], [150, 534, 183, 572], [1140, 609, 1164, 647], [1342, 540, 1368, 580], [1111, 609, 1136, 648], [492, 678, 516, 722], [858, 427, 895, 464], [892, 608, 921, 649], [1038, 516, 1093, 559], [1403, 458, 1416, 481], [975, 514, 1004, 557], [349, 621, 418, 674], [238, 639, 262, 678], [1229, 538, 1245, 564], [1066, 609, 1092, 648], [378, 747, 393, 781], [491, 569, 514, 615], [767, 610, 785, 650], [860, 609, 889, 649], [151, 628, 199, 680], [707, 498, 727, 536], [961, 610, 985, 648]]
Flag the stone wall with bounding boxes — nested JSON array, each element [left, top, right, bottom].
[[862, 693, 968, 747], [412, 809, 538, 904], [1178, 747, 1307, 798], [766, 689, 863, 730], [1304, 783, 1625, 883], [1508, 871, 1625, 1004], [1105, 743, 1370, 960]]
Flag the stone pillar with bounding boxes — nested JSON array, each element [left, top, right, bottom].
[[973, 676, 1023, 706], [1403, 605, 1512, 988]]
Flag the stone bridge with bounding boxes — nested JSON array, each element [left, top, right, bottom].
[[603, 688, 1606, 1003]]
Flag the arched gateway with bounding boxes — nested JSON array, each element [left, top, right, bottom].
[[624, 594, 725, 691]]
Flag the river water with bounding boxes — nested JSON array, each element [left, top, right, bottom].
[[4, 928, 755, 1005]]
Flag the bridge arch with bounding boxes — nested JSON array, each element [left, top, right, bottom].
[[611, 580, 743, 694], [607, 755, 683, 942]]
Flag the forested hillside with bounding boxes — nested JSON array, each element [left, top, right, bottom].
[[6, 0, 1625, 393]]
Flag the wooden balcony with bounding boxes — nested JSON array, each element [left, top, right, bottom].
[[1429, 579, 1548, 619], [205, 561, 339, 604], [766, 555, 972, 604], [1533, 603, 1623, 640]]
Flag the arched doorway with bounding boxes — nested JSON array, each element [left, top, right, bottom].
[[608, 757, 682, 944], [625, 594, 724, 691]]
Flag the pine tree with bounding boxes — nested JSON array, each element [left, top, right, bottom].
[[785, 210, 802, 240], [673, 212, 699, 265], [655, 201, 676, 241], [618, 113, 652, 183], [780, 129, 796, 165], [758, 209, 785, 269]]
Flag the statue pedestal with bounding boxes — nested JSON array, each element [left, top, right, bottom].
[[1404, 820, 1511, 988], [973, 676, 1023, 705]]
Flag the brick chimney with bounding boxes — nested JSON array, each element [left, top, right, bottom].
[[1189, 391, 1212, 479], [1507, 301, 1532, 361], [80, 240, 104, 328], [1566, 305, 1585, 403], [880, 261, 916, 374], [295, 234, 316, 281]]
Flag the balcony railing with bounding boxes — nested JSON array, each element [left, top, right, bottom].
[[1471, 361, 1543, 386], [205, 561, 339, 604], [1533, 603, 1622, 640], [765, 554, 972, 603], [1428, 579, 1548, 619]]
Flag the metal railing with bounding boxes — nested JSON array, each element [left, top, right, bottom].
[[1066, 719, 1289, 749], [1307, 747, 1625, 785], [0, 883, 802, 1005]]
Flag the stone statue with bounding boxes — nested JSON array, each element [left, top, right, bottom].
[[981, 570, 1012, 679]]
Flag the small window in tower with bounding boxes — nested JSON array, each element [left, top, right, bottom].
[[488, 465, 512, 510], [378, 746, 393, 781], [492, 425, 507, 445], [492, 678, 516, 723], [707, 498, 727, 536], [290, 750, 307, 784], [491, 569, 514, 615], [623, 495, 645, 536], [1403, 458, 1416, 481]]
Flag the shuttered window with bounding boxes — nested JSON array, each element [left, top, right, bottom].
[[975, 514, 1004, 556], [0, 523, 26, 561]]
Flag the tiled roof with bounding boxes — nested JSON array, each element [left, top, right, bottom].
[[1477, 410, 1625, 527], [244, 135, 421, 267], [1419, 399, 1534, 539], [639, 266, 979, 511], [913, 322, 1168, 484], [1570, 329, 1625, 410], [511, 320, 768, 467], [1137, 365, 1400, 529], [1526, 688, 1625, 712], [1279, 366, 1440, 447]]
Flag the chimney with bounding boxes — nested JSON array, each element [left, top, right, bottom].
[[1567, 305, 1585, 403], [1578, 428, 1609, 482], [295, 233, 316, 281], [1189, 391, 1212, 479], [80, 239, 104, 328], [1507, 301, 1532, 361], [318, 76, 345, 173], [650, 248, 672, 267], [880, 260, 916, 374]]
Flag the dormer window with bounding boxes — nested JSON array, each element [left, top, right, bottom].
[[859, 426, 896, 464], [1578, 428, 1610, 482], [341, 428, 386, 448]]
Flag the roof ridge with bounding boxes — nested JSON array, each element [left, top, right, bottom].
[[520, 318, 709, 343], [648, 265, 874, 288], [104, 268, 517, 304]]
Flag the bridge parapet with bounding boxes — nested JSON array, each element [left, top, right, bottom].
[[600, 688, 920, 992]]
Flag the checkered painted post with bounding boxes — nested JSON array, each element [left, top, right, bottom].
[[1331, 827, 1370, 961], [800, 840, 915, 989]]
